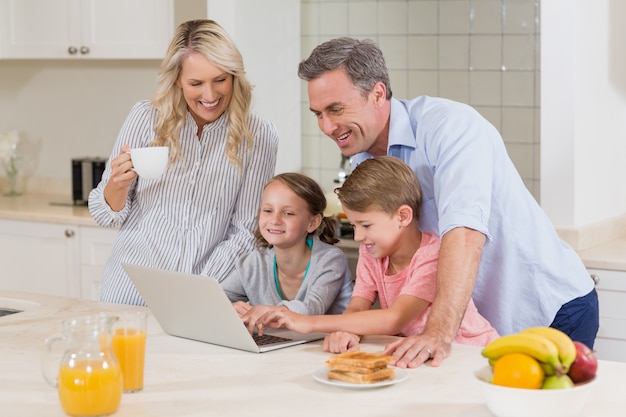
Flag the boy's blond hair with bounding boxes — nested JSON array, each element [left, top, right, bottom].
[[335, 156, 422, 221]]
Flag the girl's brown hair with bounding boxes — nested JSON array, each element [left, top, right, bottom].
[[255, 173, 339, 248]]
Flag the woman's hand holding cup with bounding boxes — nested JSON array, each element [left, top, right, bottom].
[[103, 145, 168, 211], [109, 145, 137, 184], [103, 144, 138, 212]]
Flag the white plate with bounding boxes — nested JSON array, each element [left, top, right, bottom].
[[312, 367, 409, 389]]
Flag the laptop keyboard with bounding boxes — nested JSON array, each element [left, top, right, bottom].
[[252, 333, 293, 346]]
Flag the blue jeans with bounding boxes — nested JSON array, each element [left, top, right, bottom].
[[550, 289, 599, 349]]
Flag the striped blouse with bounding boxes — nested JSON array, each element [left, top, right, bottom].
[[89, 100, 279, 305]]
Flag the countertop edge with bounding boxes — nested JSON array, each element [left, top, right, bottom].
[[578, 237, 626, 272], [2, 194, 625, 271], [0, 211, 99, 227], [0, 193, 99, 227]]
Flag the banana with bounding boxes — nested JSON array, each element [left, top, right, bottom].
[[521, 326, 576, 373], [539, 361, 556, 376], [481, 333, 566, 375]]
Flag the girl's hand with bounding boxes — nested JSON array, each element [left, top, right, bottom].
[[241, 305, 288, 334], [232, 301, 252, 318], [323, 331, 361, 353]]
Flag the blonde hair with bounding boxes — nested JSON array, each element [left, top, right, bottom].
[[151, 19, 253, 168], [336, 156, 422, 222]]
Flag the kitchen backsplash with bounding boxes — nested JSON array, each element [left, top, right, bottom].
[[299, 0, 541, 201], [0, 0, 541, 203], [0, 59, 160, 196]]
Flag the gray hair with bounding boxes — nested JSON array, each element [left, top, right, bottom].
[[298, 37, 392, 99]]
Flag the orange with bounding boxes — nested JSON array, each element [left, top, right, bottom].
[[491, 353, 545, 389]]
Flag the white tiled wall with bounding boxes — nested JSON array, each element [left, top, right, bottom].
[[300, 0, 541, 201]]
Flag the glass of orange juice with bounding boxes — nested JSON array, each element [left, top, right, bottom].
[[111, 310, 148, 393]]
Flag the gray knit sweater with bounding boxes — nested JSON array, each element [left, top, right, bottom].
[[220, 238, 353, 315]]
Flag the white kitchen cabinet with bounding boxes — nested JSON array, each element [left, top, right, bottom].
[[0, 219, 80, 297], [0, 219, 117, 300], [589, 268, 626, 362], [0, 0, 173, 59], [79, 225, 117, 300]]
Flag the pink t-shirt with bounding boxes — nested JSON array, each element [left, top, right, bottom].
[[352, 231, 499, 346]]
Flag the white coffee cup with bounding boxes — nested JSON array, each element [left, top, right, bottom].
[[130, 146, 169, 179]]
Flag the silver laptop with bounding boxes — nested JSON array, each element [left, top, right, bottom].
[[122, 263, 326, 353]]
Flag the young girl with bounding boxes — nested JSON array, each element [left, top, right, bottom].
[[220, 173, 354, 332], [254, 157, 498, 356]]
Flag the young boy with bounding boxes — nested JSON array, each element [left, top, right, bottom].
[[255, 156, 498, 355]]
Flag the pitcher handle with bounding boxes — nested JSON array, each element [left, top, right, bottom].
[[41, 334, 64, 387]]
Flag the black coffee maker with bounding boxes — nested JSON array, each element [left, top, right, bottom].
[[71, 157, 107, 205]]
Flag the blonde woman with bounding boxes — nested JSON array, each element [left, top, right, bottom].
[[90, 19, 279, 305]]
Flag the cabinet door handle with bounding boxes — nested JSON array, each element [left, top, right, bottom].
[[80, 46, 90, 55], [590, 274, 599, 286], [65, 229, 75, 238], [68, 46, 78, 55]]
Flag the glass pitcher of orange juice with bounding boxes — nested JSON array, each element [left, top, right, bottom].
[[42, 313, 123, 417]]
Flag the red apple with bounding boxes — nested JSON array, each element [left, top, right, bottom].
[[567, 341, 598, 383]]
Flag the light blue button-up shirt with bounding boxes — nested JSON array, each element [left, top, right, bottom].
[[353, 97, 593, 335]]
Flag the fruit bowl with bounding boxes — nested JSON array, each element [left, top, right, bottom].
[[475, 366, 597, 417]]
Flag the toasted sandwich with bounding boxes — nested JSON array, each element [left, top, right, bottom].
[[326, 351, 396, 384]]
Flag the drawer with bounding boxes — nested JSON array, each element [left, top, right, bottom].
[[588, 268, 626, 292], [79, 226, 118, 265], [597, 317, 626, 340], [594, 337, 626, 362], [597, 292, 626, 320], [588, 268, 626, 362], [588, 268, 626, 319]]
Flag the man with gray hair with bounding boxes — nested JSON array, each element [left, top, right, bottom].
[[299, 37, 598, 368]]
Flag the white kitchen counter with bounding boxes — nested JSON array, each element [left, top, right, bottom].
[[0, 290, 625, 417], [578, 237, 626, 271], [2, 193, 626, 272], [0, 193, 96, 226]]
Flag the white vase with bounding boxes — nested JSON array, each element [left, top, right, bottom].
[[3, 152, 21, 197]]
